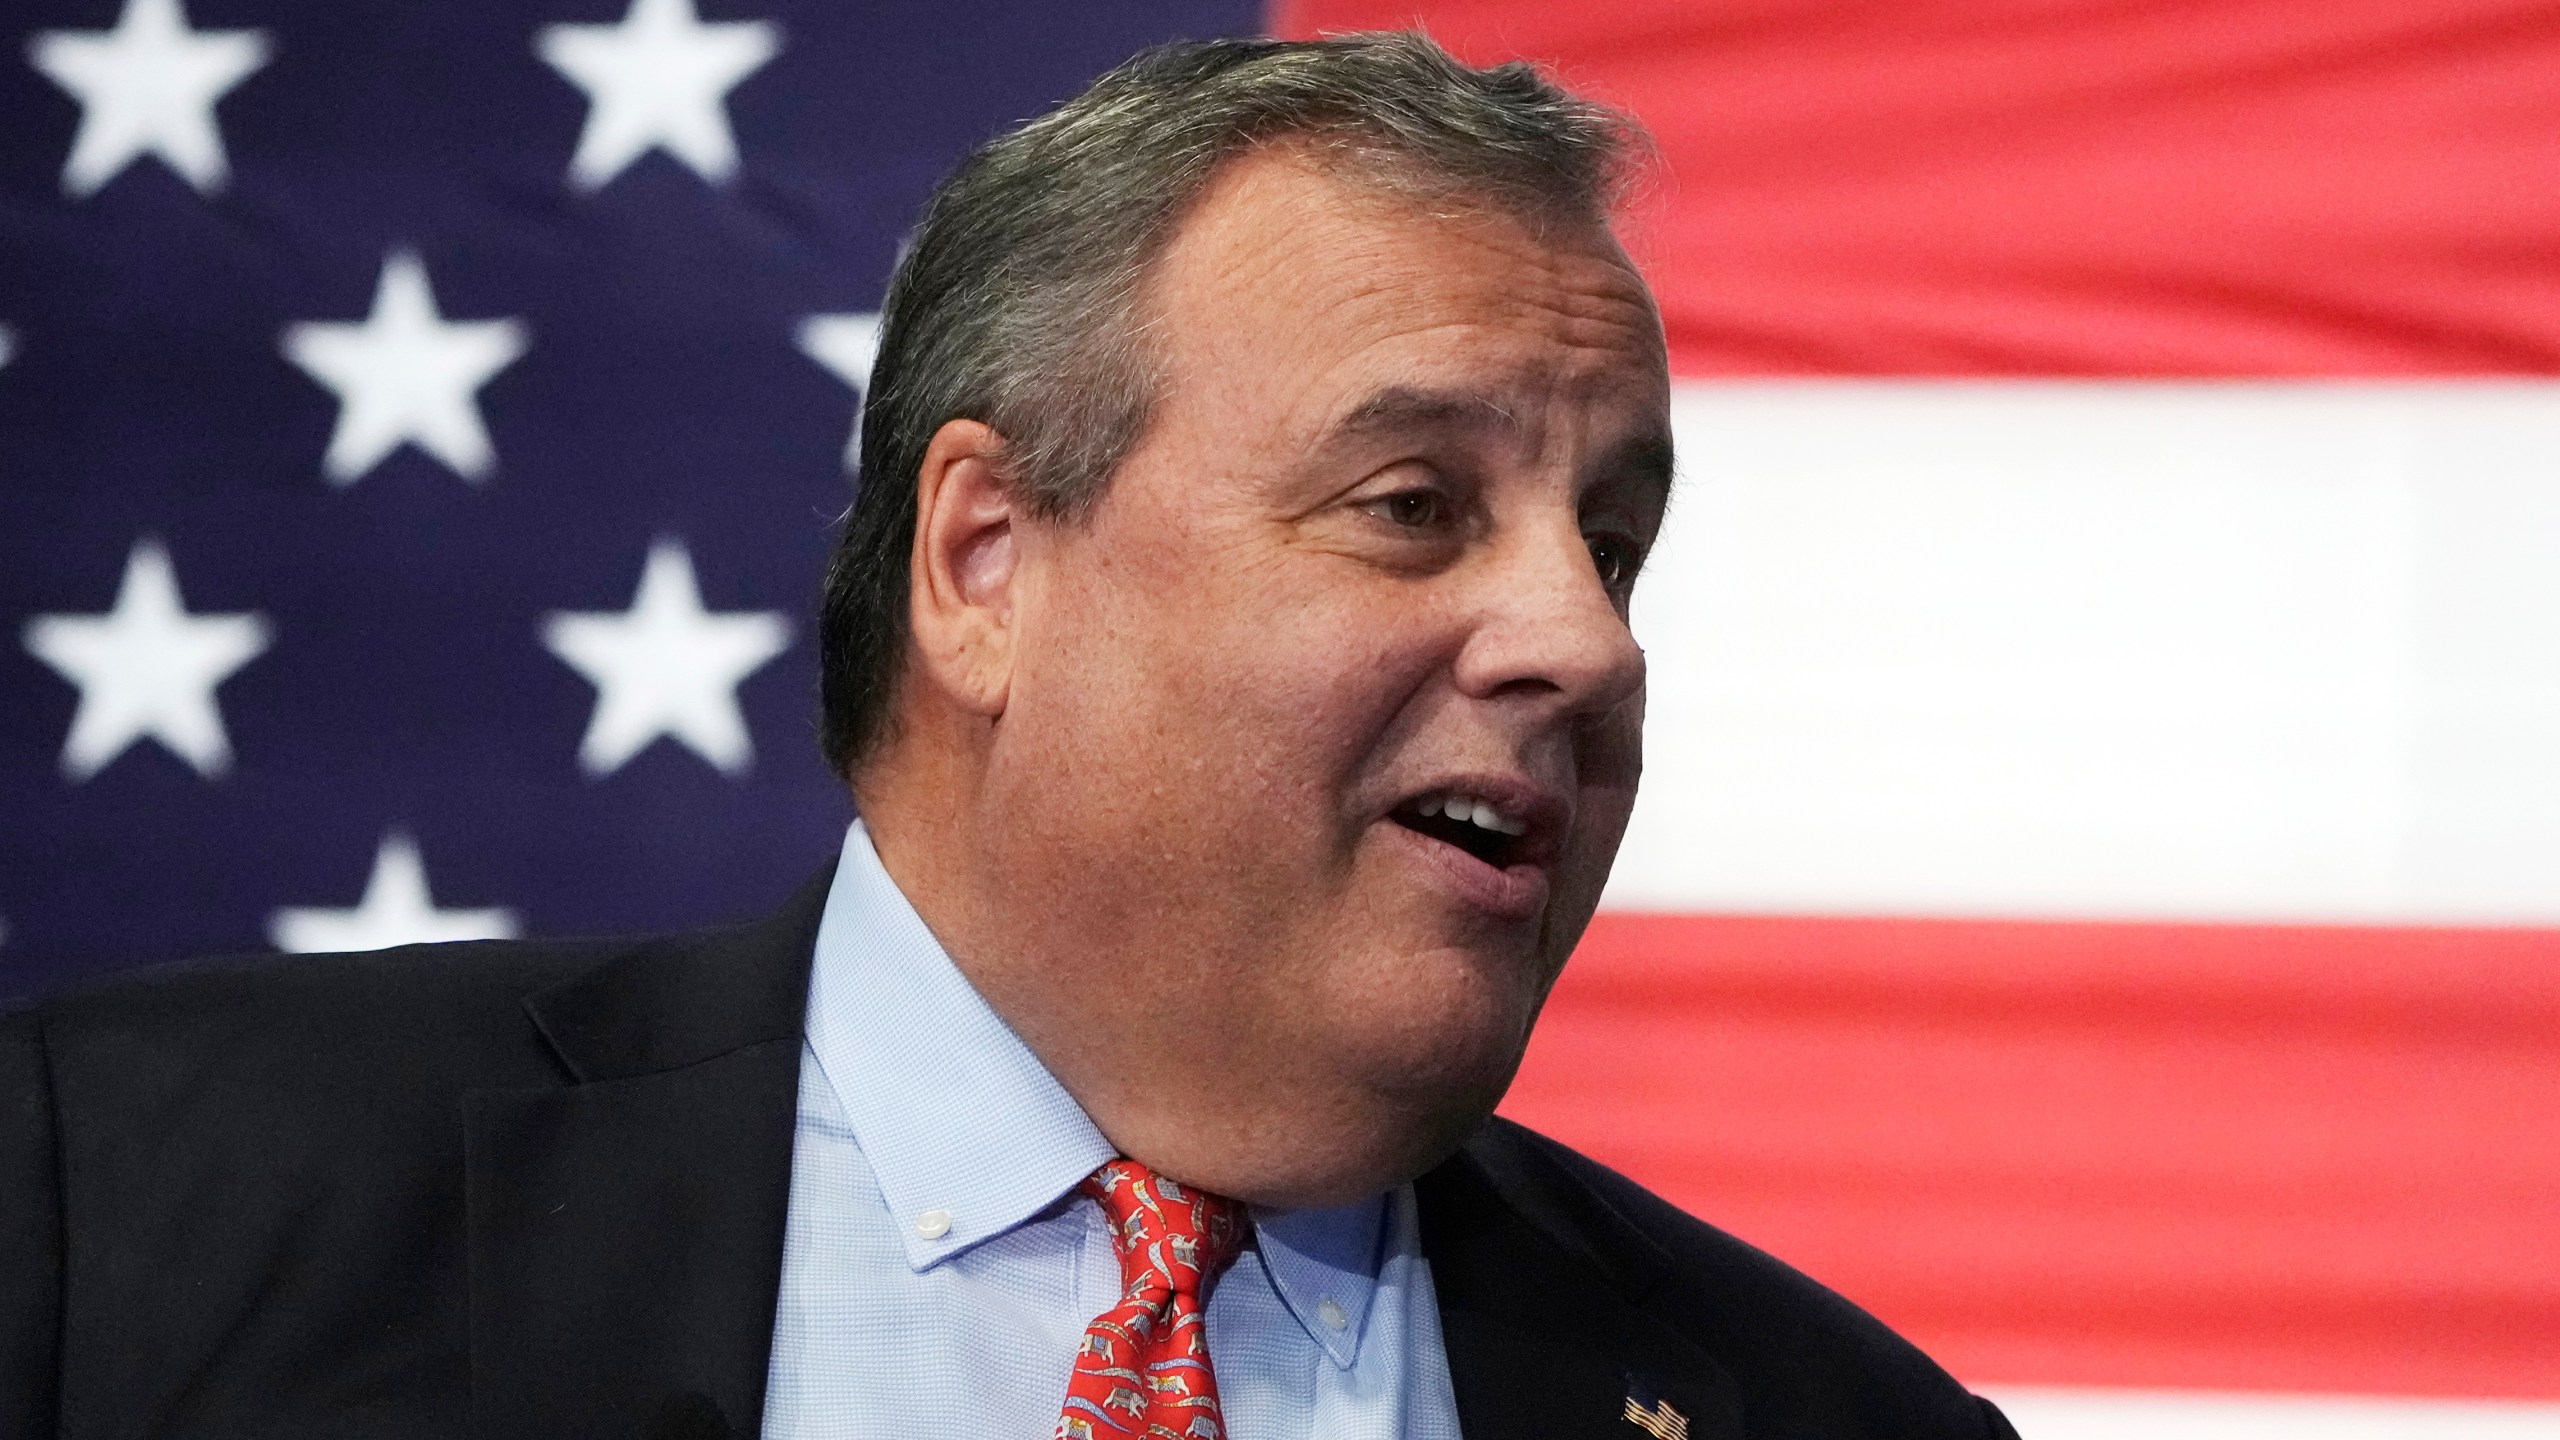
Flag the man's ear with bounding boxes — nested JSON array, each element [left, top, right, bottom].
[[908, 418, 1019, 720]]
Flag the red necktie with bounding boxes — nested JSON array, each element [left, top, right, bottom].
[[1055, 1159, 1248, 1440]]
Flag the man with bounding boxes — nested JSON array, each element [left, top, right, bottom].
[[2, 33, 2017, 1440]]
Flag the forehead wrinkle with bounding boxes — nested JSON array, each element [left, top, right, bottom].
[[1332, 232, 1661, 370]]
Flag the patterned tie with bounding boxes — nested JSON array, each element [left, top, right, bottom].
[[1055, 1159, 1249, 1440]]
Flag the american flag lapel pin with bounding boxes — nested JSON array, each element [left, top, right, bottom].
[[1621, 1392, 1689, 1440]]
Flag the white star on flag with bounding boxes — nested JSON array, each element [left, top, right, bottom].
[[543, 538, 790, 776], [280, 250, 530, 485], [26, 0, 271, 198], [536, 0, 780, 192], [21, 537, 271, 781], [797, 311, 881, 469], [269, 832, 520, 954]]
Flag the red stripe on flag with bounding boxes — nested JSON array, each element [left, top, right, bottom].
[[1272, 1, 2560, 377], [1501, 913, 2560, 1398]]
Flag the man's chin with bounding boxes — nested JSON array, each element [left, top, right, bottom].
[[1337, 951, 1543, 1126]]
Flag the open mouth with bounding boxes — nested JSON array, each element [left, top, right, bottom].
[[1390, 792, 1533, 870]]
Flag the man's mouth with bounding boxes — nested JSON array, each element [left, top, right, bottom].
[[1383, 783, 1565, 922], [1390, 792, 1533, 869]]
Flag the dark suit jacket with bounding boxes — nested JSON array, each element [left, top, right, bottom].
[[1, 871, 2017, 1440]]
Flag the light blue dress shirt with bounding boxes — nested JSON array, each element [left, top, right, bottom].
[[760, 822, 1467, 1440]]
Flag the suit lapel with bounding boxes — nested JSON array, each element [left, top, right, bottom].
[[1419, 1130, 1746, 1440], [465, 872, 830, 1440]]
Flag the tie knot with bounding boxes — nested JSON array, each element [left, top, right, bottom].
[[1079, 1160, 1246, 1297]]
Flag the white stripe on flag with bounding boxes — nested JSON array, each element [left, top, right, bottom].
[[1612, 382, 2560, 923], [1983, 1387, 2560, 1439]]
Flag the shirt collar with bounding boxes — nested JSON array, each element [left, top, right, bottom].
[[803, 820, 1389, 1364], [804, 820, 1115, 1271], [1254, 1197, 1386, 1370]]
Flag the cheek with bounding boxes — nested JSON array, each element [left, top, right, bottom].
[[1132, 571, 1440, 792], [1022, 545, 1439, 868]]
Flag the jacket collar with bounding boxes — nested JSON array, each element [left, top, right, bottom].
[[1419, 1121, 1747, 1440], [522, 868, 829, 1084], [465, 867, 830, 1440]]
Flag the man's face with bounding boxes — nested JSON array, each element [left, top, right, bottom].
[[983, 146, 1671, 1195]]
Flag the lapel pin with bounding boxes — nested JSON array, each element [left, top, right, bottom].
[[1622, 1394, 1690, 1440]]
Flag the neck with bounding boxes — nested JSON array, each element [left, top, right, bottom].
[[852, 723, 1425, 1208]]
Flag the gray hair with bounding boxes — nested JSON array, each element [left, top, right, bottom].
[[818, 31, 1646, 775]]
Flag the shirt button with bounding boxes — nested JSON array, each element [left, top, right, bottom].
[[916, 1208, 952, 1240], [1316, 1298, 1348, 1332]]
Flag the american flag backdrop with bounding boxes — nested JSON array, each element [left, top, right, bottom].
[[0, 0, 1259, 987], [6, 1, 2559, 1437]]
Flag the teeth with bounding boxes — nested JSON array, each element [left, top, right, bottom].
[[1417, 792, 1529, 837]]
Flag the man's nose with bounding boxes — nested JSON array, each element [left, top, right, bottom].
[[1451, 518, 1646, 719]]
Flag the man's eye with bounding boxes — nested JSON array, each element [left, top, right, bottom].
[[1588, 534, 1639, 588], [1375, 490, 1444, 529]]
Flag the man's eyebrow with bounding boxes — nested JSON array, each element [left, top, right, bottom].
[[1603, 429, 1677, 509], [1326, 386, 1523, 442], [1321, 384, 1675, 503]]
